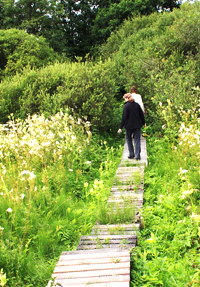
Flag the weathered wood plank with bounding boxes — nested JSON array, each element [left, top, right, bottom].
[[52, 266, 130, 279], [57, 257, 130, 266], [91, 230, 136, 235], [111, 185, 143, 191], [77, 244, 135, 250], [48, 281, 130, 287], [54, 262, 129, 273], [61, 248, 130, 257], [92, 224, 139, 229], [58, 282, 130, 287], [52, 274, 130, 285], [91, 224, 139, 235], [80, 235, 136, 240], [78, 239, 136, 245], [107, 196, 142, 202]]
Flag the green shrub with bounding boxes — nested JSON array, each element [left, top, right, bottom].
[[0, 29, 61, 80], [0, 60, 121, 132], [100, 2, 200, 134]]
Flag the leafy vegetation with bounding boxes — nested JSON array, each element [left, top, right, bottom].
[[0, 112, 123, 286], [100, 2, 200, 130], [0, 60, 121, 132], [0, 29, 61, 81], [0, 0, 181, 58], [131, 108, 200, 286], [0, 2, 200, 286]]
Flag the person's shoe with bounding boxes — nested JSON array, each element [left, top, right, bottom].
[[128, 155, 135, 159], [136, 158, 140, 161]]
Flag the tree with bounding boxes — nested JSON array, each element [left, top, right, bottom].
[[0, 28, 59, 80], [0, 0, 181, 58], [91, 0, 181, 48]]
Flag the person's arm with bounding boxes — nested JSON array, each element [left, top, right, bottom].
[[118, 104, 128, 132]]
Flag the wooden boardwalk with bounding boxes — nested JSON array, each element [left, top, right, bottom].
[[48, 137, 147, 287]]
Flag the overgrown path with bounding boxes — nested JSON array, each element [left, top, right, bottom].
[[48, 137, 147, 287]]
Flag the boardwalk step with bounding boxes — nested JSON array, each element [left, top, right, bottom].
[[49, 249, 131, 287], [91, 224, 139, 235], [110, 191, 143, 197], [111, 185, 143, 192], [77, 235, 137, 250]]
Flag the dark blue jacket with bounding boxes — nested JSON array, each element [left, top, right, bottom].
[[119, 101, 145, 130]]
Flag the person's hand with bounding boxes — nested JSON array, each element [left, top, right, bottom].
[[117, 129, 122, 133]]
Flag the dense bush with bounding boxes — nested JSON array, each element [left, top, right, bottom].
[[0, 60, 121, 132], [0, 29, 61, 81], [100, 2, 200, 132]]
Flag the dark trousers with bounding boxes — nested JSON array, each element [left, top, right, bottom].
[[126, 128, 141, 159]]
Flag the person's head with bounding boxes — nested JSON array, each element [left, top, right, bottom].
[[123, 93, 134, 102], [131, 86, 137, 93]]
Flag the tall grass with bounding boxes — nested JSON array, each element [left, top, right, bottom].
[[131, 108, 200, 286], [0, 111, 123, 286]]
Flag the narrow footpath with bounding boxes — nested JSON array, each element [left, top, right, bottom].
[[48, 137, 148, 287]]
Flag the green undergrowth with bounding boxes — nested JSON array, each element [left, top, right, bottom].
[[97, 169, 142, 225], [131, 136, 200, 287], [0, 113, 124, 287], [97, 199, 136, 225]]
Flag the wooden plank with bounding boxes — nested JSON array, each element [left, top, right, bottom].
[[53, 269, 130, 280], [110, 191, 139, 195], [78, 239, 136, 245], [53, 271, 130, 280], [116, 167, 143, 171], [48, 281, 130, 287], [92, 224, 139, 229], [54, 262, 130, 273], [80, 235, 136, 240], [111, 185, 143, 191], [107, 198, 143, 205], [108, 194, 142, 200], [77, 244, 135, 250], [91, 230, 136, 235], [57, 257, 130, 266], [52, 274, 130, 285], [91, 224, 139, 235], [54, 282, 130, 287], [61, 248, 130, 257]]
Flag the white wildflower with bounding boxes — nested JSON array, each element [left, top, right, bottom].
[[179, 168, 188, 175], [6, 208, 13, 213]]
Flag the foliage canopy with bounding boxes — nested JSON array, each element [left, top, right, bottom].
[[0, 28, 61, 80]]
